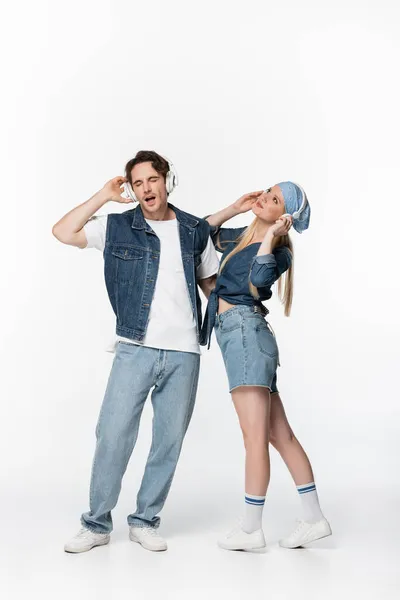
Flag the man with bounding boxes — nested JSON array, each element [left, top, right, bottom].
[[53, 151, 218, 553]]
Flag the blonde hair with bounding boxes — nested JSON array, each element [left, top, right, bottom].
[[218, 218, 294, 316]]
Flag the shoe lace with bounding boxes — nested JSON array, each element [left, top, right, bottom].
[[293, 520, 307, 535], [77, 527, 105, 539], [227, 518, 245, 537], [76, 527, 94, 539], [143, 527, 160, 537]]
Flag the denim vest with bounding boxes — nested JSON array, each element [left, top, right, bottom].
[[103, 203, 211, 344]]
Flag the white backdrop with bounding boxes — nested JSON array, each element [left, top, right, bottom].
[[1, 1, 399, 598]]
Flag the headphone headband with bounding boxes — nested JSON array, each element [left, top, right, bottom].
[[291, 182, 307, 220]]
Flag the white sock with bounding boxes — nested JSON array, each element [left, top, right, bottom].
[[243, 494, 265, 533], [297, 482, 324, 523]]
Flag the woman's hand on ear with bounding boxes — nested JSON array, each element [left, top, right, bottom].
[[269, 215, 293, 238]]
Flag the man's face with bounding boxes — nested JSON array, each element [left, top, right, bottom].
[[130, 162, 168, 214]]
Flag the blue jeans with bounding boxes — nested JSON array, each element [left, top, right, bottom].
[[81, 342, 200, 533]]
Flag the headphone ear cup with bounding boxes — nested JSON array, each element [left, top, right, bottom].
[[124, 182, 137, 202], [163, 158, 178, 195], [166, 171, 172, 194], [165, 170, 177, 194]]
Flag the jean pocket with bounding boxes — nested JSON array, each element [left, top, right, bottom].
[[111, 246, 144, 260], [218, 310, 241, 333], [111, 245, 144, 284], [255, 321, 279, 359], [118, 340, 138, 348]]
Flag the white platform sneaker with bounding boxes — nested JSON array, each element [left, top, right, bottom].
[[279, 518, 332, 549], [129, 526, 168, 552], [218, 523, 266, 551], [64, 527, 110, 553]]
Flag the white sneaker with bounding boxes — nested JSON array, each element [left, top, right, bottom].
[[218, 524, 266, 551], [129, 526, 168, 552], [279, 518, 332, 549], [64, 527, 110, 553]]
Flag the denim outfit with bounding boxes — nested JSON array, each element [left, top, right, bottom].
[[204, 226, 292, 392], [81, 204, 211, 533]]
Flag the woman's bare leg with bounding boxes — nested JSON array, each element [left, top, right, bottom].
[[218, 386, 271, 550], [269, 393, 314, 485], [232, 386, 272, 496], [268, 393, 332, 547]]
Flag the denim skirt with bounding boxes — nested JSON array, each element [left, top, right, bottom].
[[214, 305, 279, 393]]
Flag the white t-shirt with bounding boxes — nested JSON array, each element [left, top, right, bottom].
[[83, 215, 219, 354]]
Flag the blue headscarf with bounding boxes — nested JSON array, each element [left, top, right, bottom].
[[277, 181, 311, 233]]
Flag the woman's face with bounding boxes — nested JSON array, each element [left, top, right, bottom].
[[251, 185, 286, 222]]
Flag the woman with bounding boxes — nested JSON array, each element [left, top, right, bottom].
[[204, 182, 332, 551]]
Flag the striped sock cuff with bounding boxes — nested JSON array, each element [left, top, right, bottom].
[[297, 483, 317, 495], [245, 494, 266, 506]]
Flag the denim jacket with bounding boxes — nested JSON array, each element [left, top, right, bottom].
[[103, 203, 211, 343], [200, 225, 292, 347]]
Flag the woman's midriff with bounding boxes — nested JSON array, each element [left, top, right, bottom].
[[218, 297, 236, 315]]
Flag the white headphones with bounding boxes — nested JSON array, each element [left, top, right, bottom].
[[123, 156, 179, 203]]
